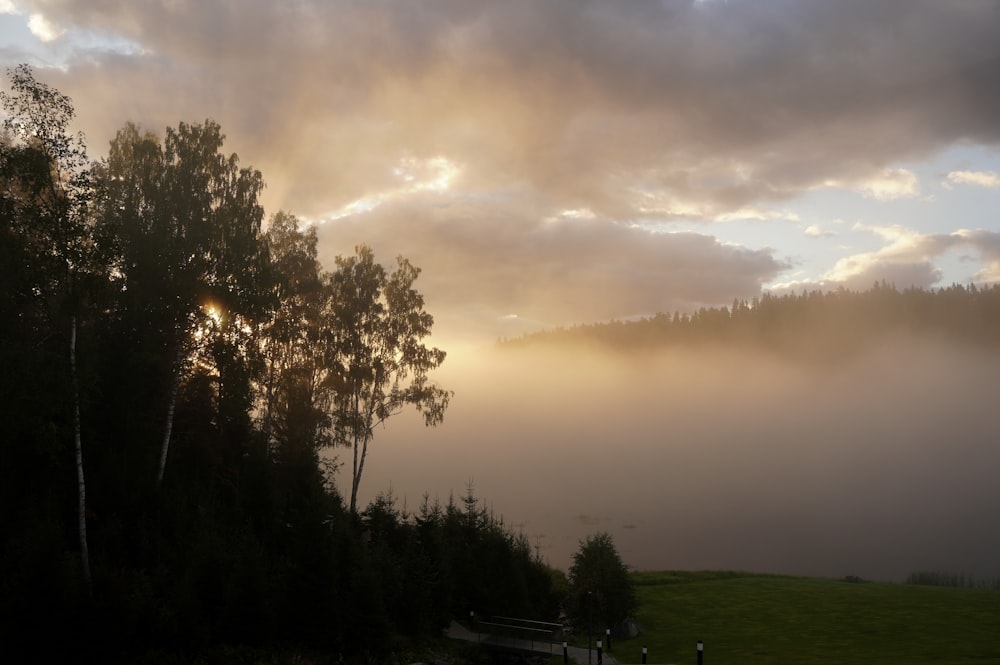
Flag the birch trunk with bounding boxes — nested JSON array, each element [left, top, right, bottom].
[[70, 316, 92, 591], [262, 346, 276, 458], [156, 346, 183, 487], [350, 434, 361, 514]]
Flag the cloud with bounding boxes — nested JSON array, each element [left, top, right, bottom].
[[825, 255, 942, 291], [945, 170, 1000, 188], [857, 168, 920, 201], [820, 225, 1000, 290], [715, 207, 800, 223], [5, 0, 1000, 337], [14, 0, 1000, 220], [954, 229, 1000, 282], [821, 168, 921, 201], [319, 155, 462, 221], [26, 13, 63, 42], [312, 195, 789, 340], [804, 224, 836, 238]]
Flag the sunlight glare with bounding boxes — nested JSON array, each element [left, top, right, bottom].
[[203, 302, 223, 325]]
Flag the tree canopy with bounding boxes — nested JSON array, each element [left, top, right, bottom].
[[326, 245, 452, 513], [1, 65, 501, 663], [2, 62, 96, 591], [567, 532, 638, 634]]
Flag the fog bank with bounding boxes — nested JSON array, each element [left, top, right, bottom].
[[337, 335, 1000, 581]]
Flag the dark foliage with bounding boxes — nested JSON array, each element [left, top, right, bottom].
[[567, 532, 637, 635], [906, 571, 1000, 590], [0, 66, 556, 663]]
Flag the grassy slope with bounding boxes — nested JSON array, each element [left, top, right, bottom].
[[609, 571, 1000, 665]]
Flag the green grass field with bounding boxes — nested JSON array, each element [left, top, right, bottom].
[[602, 571, 1000, 665]]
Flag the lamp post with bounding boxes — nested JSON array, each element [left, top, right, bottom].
[[588, 591, 593, 665]]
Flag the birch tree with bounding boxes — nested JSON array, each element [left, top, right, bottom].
[[325, 245, 452, 513], [97, 119, 269, 487], [260, 211, 333, 456], [1, 65, 95, 589]]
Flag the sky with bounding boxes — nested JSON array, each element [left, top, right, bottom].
[[3, 0, 1000, 344], [4, 1, 1000, 580]]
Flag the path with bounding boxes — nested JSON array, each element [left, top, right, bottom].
[[446, 620, 618, 664]]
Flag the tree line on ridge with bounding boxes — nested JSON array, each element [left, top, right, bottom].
[[502, 281, 1000, 359]]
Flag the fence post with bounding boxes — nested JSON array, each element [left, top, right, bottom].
[[697, 639, 704, 665]]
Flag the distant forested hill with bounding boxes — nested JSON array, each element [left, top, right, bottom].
[[500, 283, 1000, 358]]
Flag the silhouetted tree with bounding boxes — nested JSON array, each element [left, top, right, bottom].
[[567, 532, 636, 634], [96, 119, 270, 487], [259, 211, 332, 458], [325, 245, 452, 513], [0, 64, 626, 664], [2, 64, 95, 590]]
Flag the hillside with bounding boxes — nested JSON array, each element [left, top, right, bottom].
[[620, 571, 1000, 665], [501, 283, 1000, 360]]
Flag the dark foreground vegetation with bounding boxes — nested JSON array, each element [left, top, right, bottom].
[[1, 65, 652, 664], [627, 571, 1000, 665], [0, 66, 568, 663]]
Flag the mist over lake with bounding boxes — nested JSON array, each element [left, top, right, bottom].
[[344, 335, 1000, 582]]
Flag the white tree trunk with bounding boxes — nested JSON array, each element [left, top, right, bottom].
[[156, 346, 183, 487], [350, 429, 374, 515], [262, 345, 276, 458], [350, 435, 361, 514], [70, 316, 91, 591]]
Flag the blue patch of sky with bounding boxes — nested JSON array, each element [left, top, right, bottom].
[[703, 144, 1000, 289], [0, 12, 40, 60], [0, 10, 143, 69]]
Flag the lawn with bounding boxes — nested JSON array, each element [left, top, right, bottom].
[[600, 571, 1000, 665]]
